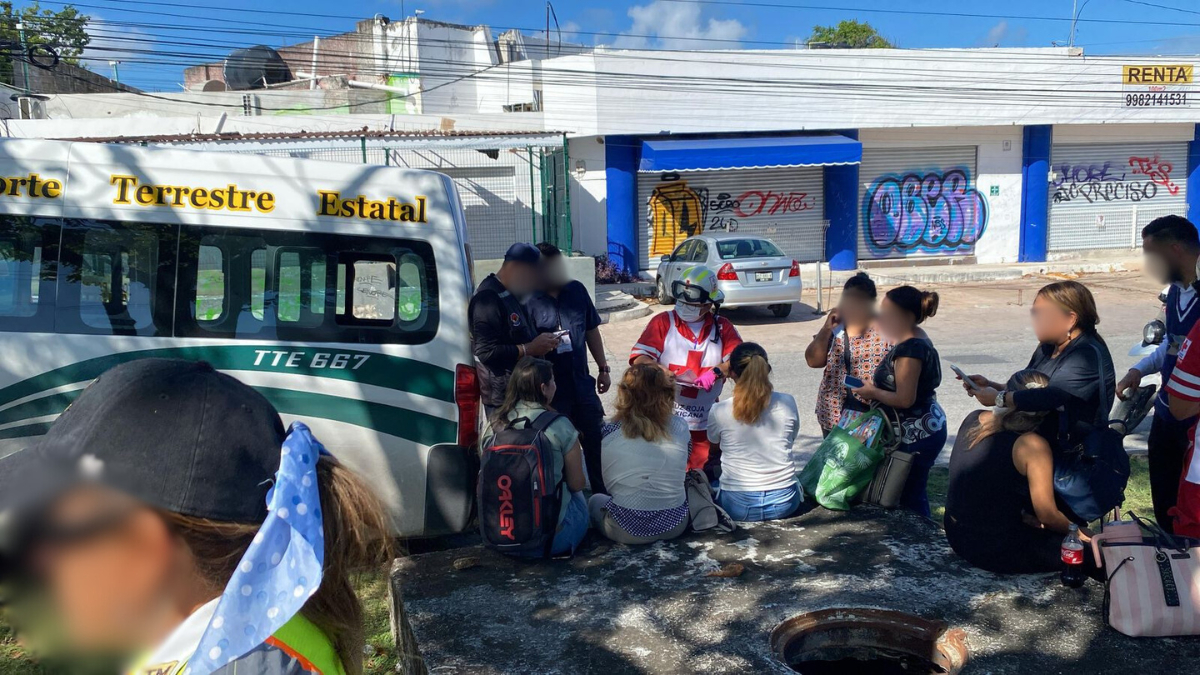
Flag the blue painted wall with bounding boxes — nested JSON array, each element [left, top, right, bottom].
[[1019, 125, 1053, 263], [1188, 124, 1200, 228], [823, 129, 859, 270], [604, 135, 640, 274]]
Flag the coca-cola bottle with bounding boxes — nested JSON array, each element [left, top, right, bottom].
[[1061, 523, 1086, 588]]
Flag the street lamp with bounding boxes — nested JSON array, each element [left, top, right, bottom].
[[1068, 0, 1092, 48]]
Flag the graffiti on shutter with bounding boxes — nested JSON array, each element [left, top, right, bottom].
[[862, 167, 988, 259]]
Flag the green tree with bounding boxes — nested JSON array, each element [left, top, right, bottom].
[[0, 2, 90, 85], [807, 20, 894, 49]]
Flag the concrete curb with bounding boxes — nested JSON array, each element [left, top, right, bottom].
[[599, 299, 651, 324], [845, 260, 1138, 286]]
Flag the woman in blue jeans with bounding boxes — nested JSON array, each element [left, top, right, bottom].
[[707, 343, 803, 521], [851, 286, 948, 517]]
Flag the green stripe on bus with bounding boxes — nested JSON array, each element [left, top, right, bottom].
[[0, 422, 53, 441], [0, 389, 84, 428], [0, 345, 455, 410], [0, 387, 456, 448]]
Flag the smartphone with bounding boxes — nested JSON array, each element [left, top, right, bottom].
[[553, 329, 570, 338], [950, 364, 981, 391], [843, 375, 864, 390]]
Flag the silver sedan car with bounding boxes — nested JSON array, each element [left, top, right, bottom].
[[655, 235, 802, 318]]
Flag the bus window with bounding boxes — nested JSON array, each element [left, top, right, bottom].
[[0, 215, 58, 332], [196, 244, 224, 321], [176, 226, 438, 345], [56, 219, 176, 337], [397, 252, 426, 323], [277, 248, 325, 327]]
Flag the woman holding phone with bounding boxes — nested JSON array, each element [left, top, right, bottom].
[[850, 286, 947, 517], [805, 273, 892, 436]]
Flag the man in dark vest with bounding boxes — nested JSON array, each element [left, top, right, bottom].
[[469, 243, 561, 417], [1119, 215, 1200, 532]]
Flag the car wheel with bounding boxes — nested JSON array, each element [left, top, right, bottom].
[[770, 304, 792, 318], [657, 277, 674, 305]]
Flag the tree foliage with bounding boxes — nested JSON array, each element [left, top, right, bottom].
[[807, 20, 894, 49], [0, 1, 90, 84]]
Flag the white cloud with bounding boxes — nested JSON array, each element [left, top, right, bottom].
[[612, 1, 747, 50], [981, 20, 1028, 47], [558, 20, 583, 40], [82, 19, 155, 67]]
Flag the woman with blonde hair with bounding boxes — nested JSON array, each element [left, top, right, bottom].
[[589, 364, 691, 544], [707, 343, 802, 521], [946, 370, 1100, 576]]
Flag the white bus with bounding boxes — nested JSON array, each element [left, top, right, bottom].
[[0, 139, 480, 537]]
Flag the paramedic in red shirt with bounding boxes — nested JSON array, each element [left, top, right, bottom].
[[631, 265, 742, 471], [1164, 326, 1200, 538]]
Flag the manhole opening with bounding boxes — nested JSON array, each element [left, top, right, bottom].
[[770, 607, 969, 675]]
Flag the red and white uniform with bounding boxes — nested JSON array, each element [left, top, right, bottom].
[[1163, 329, 1200, 538], [631, 311, 742, 469]]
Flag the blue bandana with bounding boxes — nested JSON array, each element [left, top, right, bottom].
[[185, 423, 327, 675]]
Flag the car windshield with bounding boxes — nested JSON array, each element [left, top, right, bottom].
[[717, 239, 784, 260]]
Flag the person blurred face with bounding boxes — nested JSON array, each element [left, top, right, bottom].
[[505, 261, 539, 297], [876, 297, 914, 342], [1142, 235, 1189, 284], [838, 291, 875, 327], [32, 487, 176, 651], [1030, 293, 1078, 344], [541, 256, 570, 291]]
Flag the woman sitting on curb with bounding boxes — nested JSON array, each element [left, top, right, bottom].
[[590, 364, 691, 545], [708, 343, 803, 522]]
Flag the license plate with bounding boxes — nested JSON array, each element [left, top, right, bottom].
[[754, 271, 772, 282]]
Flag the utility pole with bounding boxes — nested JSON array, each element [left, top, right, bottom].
[[1068, 0, 1091, 48], [15, 21, 30, 93], [109, 60, 121, 86]]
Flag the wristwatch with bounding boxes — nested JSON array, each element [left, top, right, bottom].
[[996, 390, 1008, 409], [598, 365, 611, 374]]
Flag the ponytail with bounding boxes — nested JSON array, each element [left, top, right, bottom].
[[886, 286, 939, 324], [164, 456, 391, 673], [730, 343, 773, 424]]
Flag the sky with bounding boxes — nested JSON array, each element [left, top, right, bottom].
[[43, 0, 1200, 91]]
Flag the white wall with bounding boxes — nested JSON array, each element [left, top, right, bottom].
[[536, 48, 1200, 137], [859, 126, 1024, 264], [567, 136, 607, 256]]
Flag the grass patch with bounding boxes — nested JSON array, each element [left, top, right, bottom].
[[0, 460, 1161, 674]]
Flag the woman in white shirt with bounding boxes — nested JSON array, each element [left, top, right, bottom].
[[707, 342, 803, 521], [589, 364, 691, 544]]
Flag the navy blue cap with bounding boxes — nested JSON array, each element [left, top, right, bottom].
[[504, 242, 541, 265]]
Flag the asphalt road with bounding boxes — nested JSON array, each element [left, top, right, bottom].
[[594, 271, 1164, 463]]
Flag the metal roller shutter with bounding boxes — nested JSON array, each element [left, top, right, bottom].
[[637, 167, 825, 271], [1047, 142, 1189, 253], [857, 146, 985, 261]]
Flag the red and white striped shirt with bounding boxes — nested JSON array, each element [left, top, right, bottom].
[[1163, 327, 1200, 538]]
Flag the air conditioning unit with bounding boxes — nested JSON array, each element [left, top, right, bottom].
[[17, 96, 46, 120]]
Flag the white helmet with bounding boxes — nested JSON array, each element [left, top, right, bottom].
[[672, 265, 725, 305]]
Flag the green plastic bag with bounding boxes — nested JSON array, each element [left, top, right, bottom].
[[798, 409, 890, 511]]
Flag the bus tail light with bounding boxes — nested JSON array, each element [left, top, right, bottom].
[[455, 363, 480, 449]]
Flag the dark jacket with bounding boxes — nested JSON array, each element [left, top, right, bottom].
[[469, 273, 537, 406], [1012, 332, 1116, 449]]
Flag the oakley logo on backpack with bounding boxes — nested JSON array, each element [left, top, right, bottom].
[[497, 475, 515, 539], [477, 411, 565, 557]]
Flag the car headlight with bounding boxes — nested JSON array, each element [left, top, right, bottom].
[[1143, 320, 1166, 346]]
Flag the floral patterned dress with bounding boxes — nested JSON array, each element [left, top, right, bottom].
[[816, 325, 893, 433]]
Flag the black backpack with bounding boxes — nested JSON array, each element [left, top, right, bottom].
[[477, 411, 565, 557]]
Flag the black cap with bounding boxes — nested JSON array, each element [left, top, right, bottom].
[[0, 359, 286, 529], [504, 242, 541, 265]]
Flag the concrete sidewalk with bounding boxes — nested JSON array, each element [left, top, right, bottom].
[[853, 256, 1141, 286], [390, 506, 1195, 674]]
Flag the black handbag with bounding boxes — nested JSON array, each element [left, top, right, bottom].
[[1052, 344, 1130, 522]]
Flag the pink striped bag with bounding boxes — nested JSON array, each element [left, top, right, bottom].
[[1092, 513, 1200, 637]]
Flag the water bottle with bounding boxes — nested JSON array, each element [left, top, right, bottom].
[[1060, 523, 1086, 588]]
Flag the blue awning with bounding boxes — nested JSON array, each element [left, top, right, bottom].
[[638, 134, 861, 173]]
